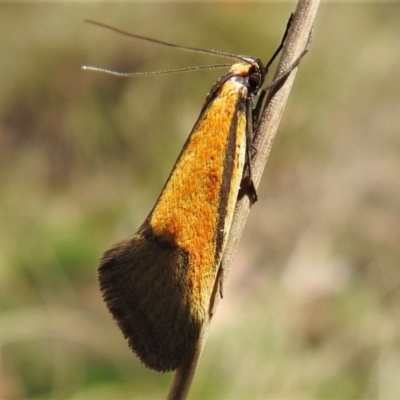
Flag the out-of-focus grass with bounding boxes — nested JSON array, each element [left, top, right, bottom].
[[1, 3, 400, 399]]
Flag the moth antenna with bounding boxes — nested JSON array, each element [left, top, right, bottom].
[[82, 63, 232, 77], [84, 19, 253, 65]]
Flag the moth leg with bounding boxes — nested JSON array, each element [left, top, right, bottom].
[[218, 261, 225, 299], [238, 96, 258, 204]]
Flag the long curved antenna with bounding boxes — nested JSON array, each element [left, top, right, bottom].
[[84, 19, 253, 66], [82, 63, 232, 77]]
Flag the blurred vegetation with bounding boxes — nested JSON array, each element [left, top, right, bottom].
[[1, 3, 400, 399]]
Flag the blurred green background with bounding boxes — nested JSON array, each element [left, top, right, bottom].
[[1, 3, 400, 399]]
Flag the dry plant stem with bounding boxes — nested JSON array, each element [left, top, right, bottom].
[[167, 1, 319, 399]]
